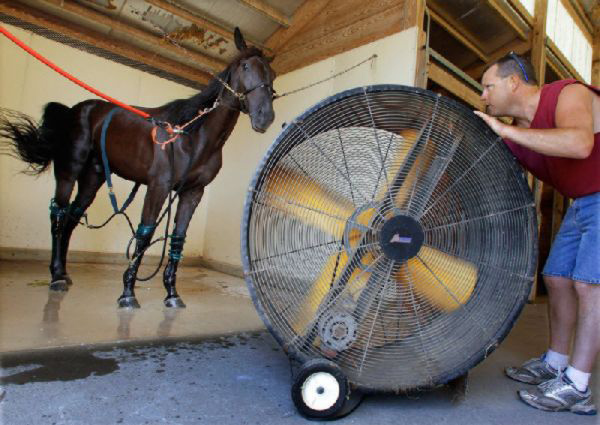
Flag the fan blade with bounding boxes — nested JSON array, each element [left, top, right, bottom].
[[293, 250, 373, 334], [374, 129, 437, 213], [263, 166, 354, 238], [398, 246, 477, 312]]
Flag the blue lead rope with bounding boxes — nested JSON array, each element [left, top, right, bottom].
[[101, 108, 140, 214]]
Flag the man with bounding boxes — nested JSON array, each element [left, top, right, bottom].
[[475, 52, 599, 416]]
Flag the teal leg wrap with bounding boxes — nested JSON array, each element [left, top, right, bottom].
[[169, 235, 186, 261], [49, 198, 68, 219], [68, 204, 86, 221], [135, 223, 157, 239]]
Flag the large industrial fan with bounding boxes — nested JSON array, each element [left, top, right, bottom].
[[241, 85, 537, 419]]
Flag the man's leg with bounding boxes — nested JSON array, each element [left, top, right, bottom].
[[569, 281, 600, 376], [503, 277, 572, 384], [545, 276, 577, 363], [517, 281, 598, 415]]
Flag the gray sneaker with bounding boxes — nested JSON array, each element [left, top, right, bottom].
[[518, 373, 597, 415], [505, 356, 559, 385]]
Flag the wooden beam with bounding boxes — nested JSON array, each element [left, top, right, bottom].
[[507, 0, 534, 26], [270, 1, 413, 75], [237, 0, 291, 27], [145, 0, 231, 40], [145, 0, 268, 51], [413, 0, 427, 88], [427, 7, 489, 63], [0, 1, 211, 85], [465, 38, 530, 80], [564, 0, 594, 42], [39, 0, 226, 73], [546, 37, 584, 81], [428, 62, 484, 110], [531, 0, 548, 84], [266, 0, 332, 52], [486, 0, 529, 41]]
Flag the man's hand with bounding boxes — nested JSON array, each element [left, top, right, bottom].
[[474, 111, 506, 137]]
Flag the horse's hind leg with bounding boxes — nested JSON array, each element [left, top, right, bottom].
[[49, 114, 93, 291], [52, 160, 105, 290], [119, 182, 170, 308], [49, 174, 78, 291], [162, 186, 205, 308]]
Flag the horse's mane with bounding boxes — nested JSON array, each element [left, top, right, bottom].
[[161, 47, 265, 130]]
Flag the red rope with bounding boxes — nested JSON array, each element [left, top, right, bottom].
[[0, 25, 150, 119]]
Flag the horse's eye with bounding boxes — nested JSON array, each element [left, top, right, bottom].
[[243, 63, 249, 71]]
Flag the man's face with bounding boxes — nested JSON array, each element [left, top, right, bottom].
[[481, 65, 512, 117]]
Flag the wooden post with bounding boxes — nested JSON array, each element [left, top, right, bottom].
[[528, 0, 548, 302], [414, 0, 427, 88]]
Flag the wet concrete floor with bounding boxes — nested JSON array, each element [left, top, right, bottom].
[[0, 260, 598, 424]]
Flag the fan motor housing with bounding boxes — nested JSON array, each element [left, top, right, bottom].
[[379, 215, 424, 261]]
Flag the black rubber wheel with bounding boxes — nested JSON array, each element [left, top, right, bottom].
[[291, 359, 362, 420]]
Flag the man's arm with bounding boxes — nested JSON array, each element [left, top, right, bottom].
[[474, 84, 594, 159]]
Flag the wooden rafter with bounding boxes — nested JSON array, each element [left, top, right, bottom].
[[486, 0, 529, 40], [0, 1, 212, 85], [145, 0, 268, 51], [269, 1, 415, 75], [428, 62, 484, 110], [39, 0, 226, 73], [546, 37, 584, 81], [565, 0, 594, 40], [464, 38, 530, 79], [506, 0, 534, 26], [266, 0, 332, 52], [237, 0, 290, 28], [426, 6, 489, 63]]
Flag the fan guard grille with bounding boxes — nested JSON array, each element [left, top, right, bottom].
[[242, 85, 537, 391]]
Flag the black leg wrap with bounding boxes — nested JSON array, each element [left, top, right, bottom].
[[163, 235, 186, 308], [49, 199, 70, 289]]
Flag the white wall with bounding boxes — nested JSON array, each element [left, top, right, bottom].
[[0, 24, 418, 268], [202, 27, 419, 269]]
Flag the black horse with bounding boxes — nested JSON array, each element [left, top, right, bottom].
[[0, 28, 275, 308]]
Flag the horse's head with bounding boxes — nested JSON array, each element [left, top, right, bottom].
[[228, 28, 276, 133]]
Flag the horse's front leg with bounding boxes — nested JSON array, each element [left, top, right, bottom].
[[163, 186, 205, 308], [119, 182, 170, 308]]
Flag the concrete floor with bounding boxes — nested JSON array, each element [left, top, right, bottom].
[[0, 260, 598, 424]]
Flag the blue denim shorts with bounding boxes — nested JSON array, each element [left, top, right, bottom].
[[543, 192, 600, 284]]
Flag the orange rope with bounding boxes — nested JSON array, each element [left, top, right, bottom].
[[1, 25, 150, 119], [151, 102, 218, 150]]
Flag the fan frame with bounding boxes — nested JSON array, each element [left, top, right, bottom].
[[241, 84, 538, 392]]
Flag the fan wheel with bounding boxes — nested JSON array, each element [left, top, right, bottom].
[[291, 359, 362, 419]]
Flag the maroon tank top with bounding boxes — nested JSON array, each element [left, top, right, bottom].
[[503, 79, 600, 198]]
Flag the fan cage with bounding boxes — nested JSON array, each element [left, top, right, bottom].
[[241, 85, 537, 392]]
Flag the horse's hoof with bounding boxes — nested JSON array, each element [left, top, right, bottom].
[[118, 296, 140, 309], [49, 279, 69, 292], [164, 296, 186, 308]]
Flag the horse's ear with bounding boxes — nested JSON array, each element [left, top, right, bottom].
[[234, 27, 247, 51]]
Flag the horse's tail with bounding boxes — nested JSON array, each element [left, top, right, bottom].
[[0, 102, 72, 175]]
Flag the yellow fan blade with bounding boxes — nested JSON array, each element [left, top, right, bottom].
[[374, 128, 438, 211], [398, 246, 477, 311], [293, 250, 373, 334], [263, 166, 354, 238]]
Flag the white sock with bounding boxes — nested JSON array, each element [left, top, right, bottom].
[[565, 366, 591, 392], [544, 349, 569, 371]]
